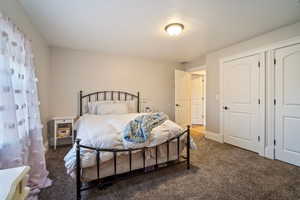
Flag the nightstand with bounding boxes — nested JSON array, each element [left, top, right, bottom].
[[0, 166, 30, 200], [47, 116, 75, 150]]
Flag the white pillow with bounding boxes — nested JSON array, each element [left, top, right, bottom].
[[87, 101, 114, 114], [126, 100, 138, 113], [88, 100, 138, 114], [87, 102, 96, 114], [110, 100, 137, 113], [96, 102, 129, 115]]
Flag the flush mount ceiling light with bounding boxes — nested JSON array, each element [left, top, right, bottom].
[[165, 23, 184, 36]]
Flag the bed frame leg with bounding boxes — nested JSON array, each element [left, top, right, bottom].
[[76, 139, 82, 200], [187, 125, 190, 170]]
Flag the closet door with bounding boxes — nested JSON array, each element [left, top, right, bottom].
[[222, 54, 261, 153], [274, 43, 300, 166]]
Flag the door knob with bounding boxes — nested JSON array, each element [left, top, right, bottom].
[[223, 106, 229, 110], [176, 104, 181, 107]]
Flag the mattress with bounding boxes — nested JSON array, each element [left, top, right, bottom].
[[81, 139, 187, 181]]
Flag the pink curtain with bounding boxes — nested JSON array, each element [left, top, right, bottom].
[[0, 12, 51, 199]]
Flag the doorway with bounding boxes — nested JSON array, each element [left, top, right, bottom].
[[174, 67, 206, 136]]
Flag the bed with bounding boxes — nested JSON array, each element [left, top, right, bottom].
[[67, 90, 192, 200]]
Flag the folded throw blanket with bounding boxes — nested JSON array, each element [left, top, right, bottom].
[[123, 112, 169, 143]]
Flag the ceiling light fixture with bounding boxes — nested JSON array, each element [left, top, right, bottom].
[[165, 23, 184, 36]]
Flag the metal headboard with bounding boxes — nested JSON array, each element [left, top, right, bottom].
[[79, 90, 140, 116]]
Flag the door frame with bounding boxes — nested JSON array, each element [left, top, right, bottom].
[[219, 36, 300, 159]]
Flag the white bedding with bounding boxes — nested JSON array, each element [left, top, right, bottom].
[[64, 113, 195, 174]]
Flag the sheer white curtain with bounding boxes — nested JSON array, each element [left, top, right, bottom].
[[0, 12, 51, 198]]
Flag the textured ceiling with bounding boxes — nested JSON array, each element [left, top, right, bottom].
[[20, 0, 300, 62]]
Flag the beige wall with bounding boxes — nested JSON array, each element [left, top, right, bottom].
[[49, 47, 183, 120], [0, 0, 51, 141], [187, 21, 300, 133], [184, 55, 206, 69]]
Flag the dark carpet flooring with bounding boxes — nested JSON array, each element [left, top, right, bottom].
[[40, 135, 300, 200]]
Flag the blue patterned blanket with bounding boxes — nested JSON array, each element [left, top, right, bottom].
[[123, 112, 168, 143]]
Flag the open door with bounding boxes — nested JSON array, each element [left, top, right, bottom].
[[175, 69, 191, 127]]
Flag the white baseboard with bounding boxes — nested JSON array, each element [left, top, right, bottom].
[[204, 130, 224, 143], [264, 145, 275, 160]]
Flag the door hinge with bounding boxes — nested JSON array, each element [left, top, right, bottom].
[[274, 99, 276, 105], [274, 140, 276, 146], [258, 99, 261, 104], [258, 61, 260, 68], [274, 59, 276, 65], [258, 136, 260, 142]]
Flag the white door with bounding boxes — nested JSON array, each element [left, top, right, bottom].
[[274, 43, 300, 166], [222, 54, 261, 153], [191, 75, 204, 125], [175, 69, 191, 127]]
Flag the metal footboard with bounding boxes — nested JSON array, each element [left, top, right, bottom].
[[75, 125, 191, 200]]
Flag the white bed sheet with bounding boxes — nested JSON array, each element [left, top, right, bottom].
[[80, 139, 187, 181], [64, 113, 195, 175]]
